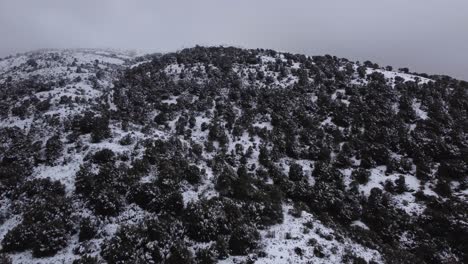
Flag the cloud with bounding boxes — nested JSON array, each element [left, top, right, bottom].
[[1, 0, 467, 80]]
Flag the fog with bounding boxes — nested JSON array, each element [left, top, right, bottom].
[[1, 0, 467, 80]]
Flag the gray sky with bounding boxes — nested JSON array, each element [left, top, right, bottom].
[[1, 0, 467, 80]]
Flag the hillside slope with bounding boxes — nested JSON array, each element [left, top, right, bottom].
[[0, 47, 466, 264]]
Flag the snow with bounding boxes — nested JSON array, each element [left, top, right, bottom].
[[0, 55, 28, 75], [351, 220, 370, 230], [331, 89, 345, 100], [259, 55, 278, 63], [164, 63, 184, 75], [130, 60, 151, 69], [412, 101, 428, 120], [251, 205, 382, 264], [366, 68, 433, 87], [9, 242, 79, 264], [161, 95, 179, 105], [278, 158, 314, 185], [291, 62, 301, 69], [253, 121, 273, 130], [71, 51, 126, 65], [33, 157, 83, 193], [359, 166, 426, 215], [310, 94, 318, 103], [341, 99, 350, 106], [0, 214, 21, 246], [0, 116, 33, 131], [320, 116, 334, 127]]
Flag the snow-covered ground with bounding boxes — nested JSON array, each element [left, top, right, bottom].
[[1, 48, 458, 264], [220, 205, 382, 264]]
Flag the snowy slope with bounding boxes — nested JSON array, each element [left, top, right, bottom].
[[0, 47, 466, 264]]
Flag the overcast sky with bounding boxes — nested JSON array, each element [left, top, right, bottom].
[[1, 0, 467, 80]]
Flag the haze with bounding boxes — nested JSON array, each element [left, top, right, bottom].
[[1, 0, 467, 80]]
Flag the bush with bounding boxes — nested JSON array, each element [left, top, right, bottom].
[[416, 162, 432, 181], [161, 190, 184, 216], [215, 236, 230, 260], [72, 111, 111, 143], [352, 168, 370, 185], [228, 224, 260, 255], [395, 175, 408, 194], [0, 254, 12, 264], [32, 223, 69, 257], [128, 182, 161, 211], [101, 226, 144, 264], [75, 163, 130, 216], [79, 218, 98, 242], [435, 180, 452, 197], [118, 134, 134, 145], [2, 179, 72, 257], [72, 255, 99, 264], [195, 248, 217, 264], [166, 243, 194, 264], [215, 167, 237, 197], [357, 66, 367, 78], [289, 163, 304, 181], [91, 188, 123, 216], [314, 245, 326, 258], [1, 224, 33, 252], [184, 199, 230, 242], [186, 164, 202, 185], [92, 148, 115, 164], [437, 160, 466, 181], [294, 247, 304, 256], [45, 135, 63, 165]]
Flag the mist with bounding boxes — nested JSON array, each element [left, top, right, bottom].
[[1, 0, 467, 80]]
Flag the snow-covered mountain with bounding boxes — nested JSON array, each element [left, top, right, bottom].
[[0, 47, 466, 264]]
